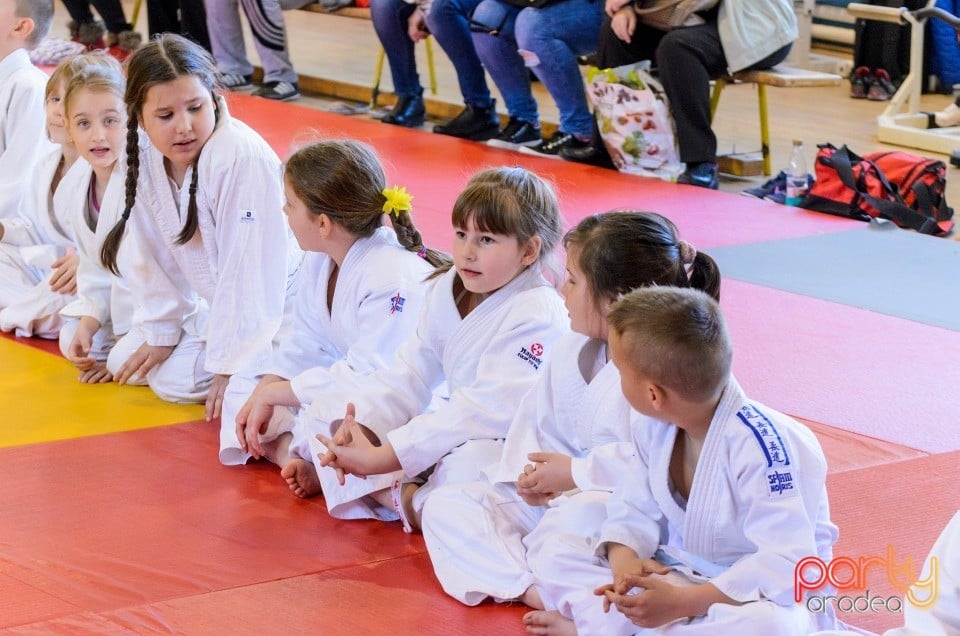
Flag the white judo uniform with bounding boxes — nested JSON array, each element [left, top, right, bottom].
[[113, 102, 291, 402], [421, 332, 635, 606], [57, 158, 136, 363], [0, 145, 76, 337], [299, 265, 569, 521], [219, 226, 433, 466], [0, 49, 51, 220], [533, 377, 840, 636]]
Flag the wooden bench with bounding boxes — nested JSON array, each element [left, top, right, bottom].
[[298, 2, 438, 106], [709, 65, 842, 175]]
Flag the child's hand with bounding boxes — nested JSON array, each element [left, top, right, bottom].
[[205, 373, 231, 422], [49, 251, 79, 295], [521, 452, 576, 494], [407, 8, 429, 42], [78, 361, 113, 384], [516, 484, 559, 506], [67, 316, 101, 371], [611, 7, 637, 43], [317, 403, 400, 481], [115, 342, 174, 385], [613, 556, 670, 593], [603, 576, 691, 628]]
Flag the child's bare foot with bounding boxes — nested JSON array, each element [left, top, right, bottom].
[[523, 610, 577, 636], [78, 362, 112, 384], [280, 459, 321, 498], [520, 585, 544, 610]]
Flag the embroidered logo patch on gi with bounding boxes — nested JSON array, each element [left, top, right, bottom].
[[240, 210, 255, 223], [389, 292, 405, 314], [517, 343, 545, 370], [737, 405, 798, 499]]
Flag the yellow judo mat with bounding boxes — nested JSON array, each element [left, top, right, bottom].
[[0, 337, 202, 448]]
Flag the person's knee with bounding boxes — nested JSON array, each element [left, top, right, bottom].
[[514, 7, 546, 52]]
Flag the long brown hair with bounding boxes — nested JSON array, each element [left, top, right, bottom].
[[284, 140, 448, 267], [100, 33, 220, 275]]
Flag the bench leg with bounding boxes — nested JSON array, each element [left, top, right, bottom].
[[709, 79, 725, 122], [757, 83, 771, 176], [371, 47, 386, 108], [425, 37, 438, 96]]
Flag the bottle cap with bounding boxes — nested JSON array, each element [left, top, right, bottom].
[[793, 139, 803, 146]]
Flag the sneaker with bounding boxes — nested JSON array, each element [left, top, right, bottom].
[[219, 73, 254, 91], [867, 68, 896, 101], [433, 101, 499, 141], [677, 161, 719, 190], [487, 117, 541, 148], [520, 131, 591, 159], [253, 80, 300, 102], [925, 102, 960, 129], [849, 66, 872, 99], [742, 171, 786, 198]]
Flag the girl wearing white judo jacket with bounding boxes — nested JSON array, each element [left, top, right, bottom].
[[0, 0, 54, 220], [0, 56, 93, 339], [100, 34, 292, 415], [523, 287, 840, 636], [421, 211, 723, 610], [312, 167, 569, 529], [221, 140, 440, 480], [56, 58, 138, 385]]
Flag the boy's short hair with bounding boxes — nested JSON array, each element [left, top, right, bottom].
[[608, 287, 732, 403], [15, 0, 54, 46]]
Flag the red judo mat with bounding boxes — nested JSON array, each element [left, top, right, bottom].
[[722, 279, 960, 454]]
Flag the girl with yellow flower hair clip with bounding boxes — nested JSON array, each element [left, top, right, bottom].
[[222, 140, 445, 507]]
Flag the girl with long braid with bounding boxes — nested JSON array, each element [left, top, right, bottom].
[[222, 140, 443, 503], [100, 33, 294, 417]]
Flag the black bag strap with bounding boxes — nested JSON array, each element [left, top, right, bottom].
[[828, 147, 941, 235]]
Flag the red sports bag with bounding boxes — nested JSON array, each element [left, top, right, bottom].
[[803, 144, 954, 236]]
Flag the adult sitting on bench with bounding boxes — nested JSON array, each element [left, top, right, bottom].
[[562, 0, 796, 189], [371, 0, 500, 138]]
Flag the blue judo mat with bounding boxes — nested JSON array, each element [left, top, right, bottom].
[[708, 223, 960, 332]]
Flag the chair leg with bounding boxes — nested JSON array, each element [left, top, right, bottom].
[[757, 83, 771, 176], [131, 0, 144, 27], [371, 46, 386, 108]]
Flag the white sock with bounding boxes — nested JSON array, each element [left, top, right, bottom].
[[934, 103, 960, 127]]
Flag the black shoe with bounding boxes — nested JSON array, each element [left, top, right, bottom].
[[434, 101, 499, 141], [382, 94, 425, 128], [677, 161, 719, 190], [487, 117, 541, 148], [253, 80, 300, 101], [560, 139, 615, 169]]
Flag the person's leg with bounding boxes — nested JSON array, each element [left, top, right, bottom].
[[427, 0, 500, 139], [146, 0, 179, 37], [513, 0, 602, 142], [655, 22, 727, 166], [205, 0, 255, 83], [472, 0, 541, 143], [60, 0, 95, 25], [370, 0, 423, 100], [179, 0, 213, 51], [88, 0, 133, 35], [239, 0, 300, 97]]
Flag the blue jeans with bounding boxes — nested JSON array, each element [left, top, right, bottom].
[[471, 0, 601, 137], [371, 0, 493, 106]]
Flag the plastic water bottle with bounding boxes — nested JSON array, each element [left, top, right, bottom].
[[785, 140, 808, 206]]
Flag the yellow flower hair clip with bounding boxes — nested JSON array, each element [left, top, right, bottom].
[[382, 185, 413, 217]]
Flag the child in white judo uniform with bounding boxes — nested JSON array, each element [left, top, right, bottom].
[[0, 0, 54, 219], [0, 54, 94, 338], [420, 211, 722, 609], [99, 34, 294, 413], [56, 56, 137, 384], [523, 287, 839, 636], [219, 140, 440, 484], [309, 167, 570, 528]]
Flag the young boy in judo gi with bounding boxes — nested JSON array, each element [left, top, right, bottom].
[[524, 286, 840, 636]]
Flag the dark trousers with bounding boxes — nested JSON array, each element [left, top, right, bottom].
[[147, 0, 212, 51], [596, 17, 790, 163], [60, 0, 131, 33]]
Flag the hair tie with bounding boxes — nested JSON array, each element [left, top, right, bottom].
[[121, 209, 131, 221], [382, 185, 413, 217], [417, 246, 427, 259], [189, 182, 198, 196]]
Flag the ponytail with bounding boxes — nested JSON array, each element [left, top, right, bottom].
[[176, 161, 200, 245], [100, 116, 140, 275], [688, 252, 721, 301]]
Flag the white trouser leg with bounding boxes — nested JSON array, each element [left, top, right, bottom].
[[58, 316, 116, 361], [411, 438, 505, 516], [422, 480, 543, 605], [0, 273, 73, 339], [219, 373, 298, 466], [107, 326, 213, 401]]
